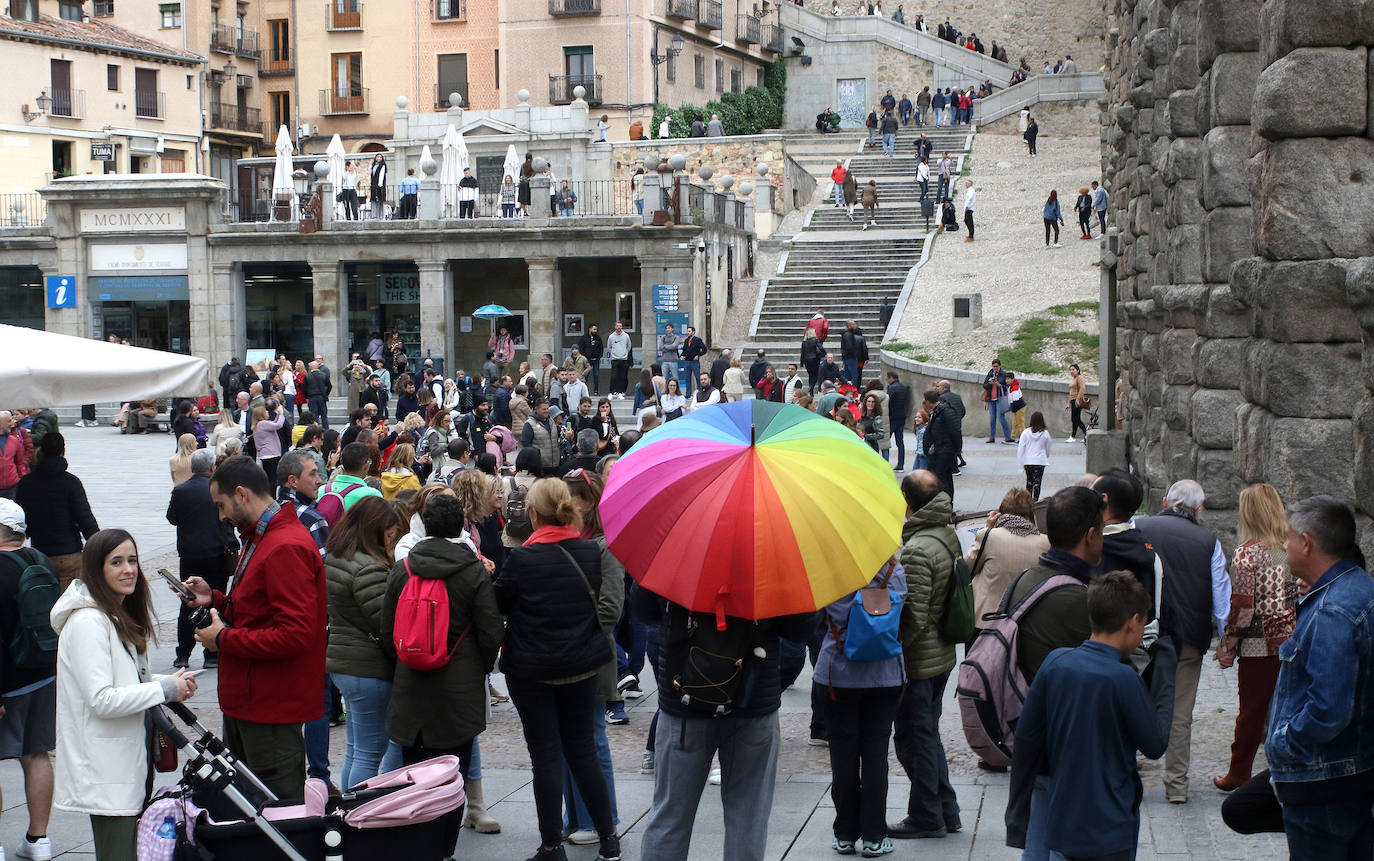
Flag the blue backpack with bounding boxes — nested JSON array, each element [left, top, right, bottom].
[[839, 562, 903, 663]]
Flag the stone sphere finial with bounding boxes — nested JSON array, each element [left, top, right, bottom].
[[698, 165, 714, 181], [755, 162, 770, 177], [449, 92, 464, 108], [669, 154, 687, 171], [572, 85, 587, 100], [720, 174, 735, 190], [395, 95, 408, 110], [642, 154, 658, 172], [420, 156, 438, 177], [517, 89, 531, 104], [313, 160, 330, 180], [738, 181, 754, 196], [532, 157, 548, 173]]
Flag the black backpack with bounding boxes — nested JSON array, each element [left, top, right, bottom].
[[0, 550, 60, 670], [662, 604, 767, 716], [504, 477, 533, 542]]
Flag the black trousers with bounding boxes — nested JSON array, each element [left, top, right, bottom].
[[610, 359, 630, 395], [893, 672, 959, 830], [398, 193, 417, 219], [964, 209, 975, 238], [826, 685, 903, 844], [1070, 403, 1087, 438], [459, 200, 475, 218], [507, 674, 614, 848], [927, 450, 956, 499], [402, 738, 472, 856], [1221, 769, 1284, 835], [803, 358, 821, 393], [1097, 210, 1107, 233], [891, 414, 906, 468], [176, 555, 230, 661], [1043, 218, 1059, 245], [1024, 465, 1046, 501], [1079, 212, 1093, 237], [81, 404, 96, 422], [1027, 137, 1037, 155]]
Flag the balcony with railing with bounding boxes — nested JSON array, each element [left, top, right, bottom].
[[735, 14, 760, 43], [134, 90, 165, 119], [326, 1, 362, 30], [549, 0, 599, 16], [0, 193, 46, 229], [210, 101, 262, 134], [697, 0, 722, 29], [48, 88, 85, 118], [761, 23, 783, 53], [211, 24, 260, 58], [549, 74, 601, 105], [261, 55, 293, 76], [665, 0, 696, 20], [433, 0, 465, 20], [319, 87, 369, 115], [434, 84, 468, 110]]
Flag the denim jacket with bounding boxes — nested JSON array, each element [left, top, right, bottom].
[[1265, 560, 1374, 783]]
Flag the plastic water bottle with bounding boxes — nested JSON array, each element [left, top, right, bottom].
[[156, 815, 177, 839]]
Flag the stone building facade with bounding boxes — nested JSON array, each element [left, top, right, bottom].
[[1103, 0, 1374, 553]]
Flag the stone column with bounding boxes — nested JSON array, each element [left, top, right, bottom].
[[44, 201, 85, 340], [640, 173, 661, 224], [417, 259, 454, 366], [527, 257, 559, 363], [315, 180, 334, 228], [529, 176, 551, 226], [419, 177, 440, 221], [310, 259, 348, 372], [203, 262, 243, 365]]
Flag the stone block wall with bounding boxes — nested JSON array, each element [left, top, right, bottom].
[[610, 134, 787, 211], [1105, 0, 1374, 555]]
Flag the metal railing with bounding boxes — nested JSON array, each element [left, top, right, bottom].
[[319, 87, 370, 115], [327, 1, 362, 30], [49, 87, 84, 118], [682, 182, 747, 229], [549, 74, 602, 105], [134, 90, 165, 118], [735, 14, 760, 43], [211, 24, 260, 58], [762, 23, 784, 53], [0, 193, 46, 228], [261, 56, 293, 76], [698, 0, 722, 29], [548, 0, 600, 14], [210, 101, 262, 133], [665, 0, 697, 19], [433, 0, 465, 19]]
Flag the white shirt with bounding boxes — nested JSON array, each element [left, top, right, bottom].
[[563, 378, 590, 410], [659, 119, 671, 138], [916, 162, 930, 182], [1016, 428, 1052, 467], [963, 186, 977, 211], [690, 388, 720, 410]]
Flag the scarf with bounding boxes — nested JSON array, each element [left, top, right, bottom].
[[522, 524, 582, 547], [993, 513, 1039, 537]]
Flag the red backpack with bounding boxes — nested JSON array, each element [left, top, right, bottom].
[[392, 557, 470, 671]]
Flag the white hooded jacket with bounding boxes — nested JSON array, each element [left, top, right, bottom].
[[51, 580, 177, 816]]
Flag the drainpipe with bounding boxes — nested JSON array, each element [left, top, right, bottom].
[[290, 0, 300, 150], [414, 0, 421, 114], [625, 0, 632, 126]]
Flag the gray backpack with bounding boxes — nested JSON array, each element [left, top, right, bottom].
[[955, 571, 1081, 768]]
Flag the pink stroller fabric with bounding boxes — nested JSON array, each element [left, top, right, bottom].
[[260, 778, 329, 822], [343, 755, 466, 828], [486, 425, 519, 465]]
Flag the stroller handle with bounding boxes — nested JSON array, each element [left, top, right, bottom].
[[149, 706, 192, 750], [165, 700, 203, 728]]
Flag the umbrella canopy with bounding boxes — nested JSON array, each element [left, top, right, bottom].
[[0, 325, 210, 406], [503, 144, 520, 182], [440, 125, 464, 217], [271, 125, 294, 221], [601, 400, 906, 621], [471, 304, 512, 320], [325, 134, 347, 218]]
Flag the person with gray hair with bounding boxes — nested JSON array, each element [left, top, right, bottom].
[[166, 446, 229, 668], [559, 428, 603, 476], [1135, 479, 1232, 804], [1265, 495, 1374, 857], [275, 449, 329, 558]]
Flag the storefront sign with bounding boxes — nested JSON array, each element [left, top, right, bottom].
[[81, 206, 186, 233], [652, 283, 679, 312], [45, 275, 77, 308], [379, 273, 420, 304], [89, 243, 188, 272], [90, 143, 115, 161], [88, 275, 189, 302]]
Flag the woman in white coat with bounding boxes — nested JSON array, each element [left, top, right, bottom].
[[51, 529, 196, 860], [1015, 410, 1054, 501]]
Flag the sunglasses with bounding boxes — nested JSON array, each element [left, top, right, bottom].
[[565, 468, 594, 487]]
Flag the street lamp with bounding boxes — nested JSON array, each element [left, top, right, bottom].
[[651, 28, 686, 108]]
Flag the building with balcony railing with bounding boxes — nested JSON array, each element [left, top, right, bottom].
[[761, 22, 784, 53], [211, 24, 261, 59], [549, 75, 602, 105], [319, 88, 371, 116], [697, 0, 724, 29], [433, 0, 466, 19], [327, 1, 363, 30], [211, 102, 263, 134], [549, 0, 601, 15], [735, 14, 760, 43], [666, 0, 697, 20]]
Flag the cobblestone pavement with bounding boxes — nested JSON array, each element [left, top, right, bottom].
[[7, 426, 1285, 858]]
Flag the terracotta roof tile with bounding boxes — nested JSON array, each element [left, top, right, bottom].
[[0, 11, 204, 64]]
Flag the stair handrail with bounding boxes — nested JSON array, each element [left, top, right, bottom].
[[972, 71, 1105, 124]]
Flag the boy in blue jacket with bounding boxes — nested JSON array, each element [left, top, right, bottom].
[[1014, 571, 1172, 861]]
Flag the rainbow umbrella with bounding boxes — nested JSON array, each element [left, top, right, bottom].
[[600, 400, 906, 622]]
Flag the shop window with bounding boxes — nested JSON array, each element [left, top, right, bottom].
[[0, 268, 43, 331]]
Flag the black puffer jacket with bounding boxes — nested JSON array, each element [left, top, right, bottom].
[[381, 537, 504, 748], [923, 400, 962, 455], [494, 536, 611, 682], [14, 457, 98, 556]]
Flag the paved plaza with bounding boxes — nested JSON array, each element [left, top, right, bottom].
[[0, 425, 1287, 859]]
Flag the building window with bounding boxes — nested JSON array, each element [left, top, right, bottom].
[[58, 0, 82, 20], [161, 149, 186, 173], [107, 64, 120, 91], [159, 3, 181, 27], [270, 91, 291, 132], [437, 53, 468, 108], [730, 67, 741, 93], [494, 49, 499, 89], [714, 57, 723, 93], [50, 59, 75, 117], [665, 51, 676, 84], [7, 0, 37, 23], [269, 19, 289, 61], [756, 66, 765, 88], [93, 0, 115, 15], [134, 67, 161, 117], [693, 53, 704, 89], [564, 45, 593, 79]]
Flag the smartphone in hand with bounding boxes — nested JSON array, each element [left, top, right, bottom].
[[156, 568, 195, 602]]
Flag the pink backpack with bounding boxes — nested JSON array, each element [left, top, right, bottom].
[[955, 571, 1081, 768], [392, 557, 470, 671], [316, 479, 366, 528]]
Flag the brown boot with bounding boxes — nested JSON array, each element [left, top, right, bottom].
[[1212, 774, 1246, 792]]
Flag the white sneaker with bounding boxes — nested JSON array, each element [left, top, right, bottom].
[[709, 767, 722, 786], [1052, 242, 1062, 248], [567, 829, 600, 845], [14, 837, 50, 861]]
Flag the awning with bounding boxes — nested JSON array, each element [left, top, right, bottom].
[[0, 324, 209, 406]]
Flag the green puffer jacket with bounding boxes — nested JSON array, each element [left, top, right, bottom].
[[325, 552, 393, 680], [898, 492, 960, 681], [594, 535, 626, 702]]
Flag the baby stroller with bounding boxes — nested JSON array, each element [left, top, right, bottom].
[[146, 703, 465, 860]]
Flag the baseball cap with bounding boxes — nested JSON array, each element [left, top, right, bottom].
[[0, 499, 26, 535]]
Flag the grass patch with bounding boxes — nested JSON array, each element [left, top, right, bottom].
[[882, 341, 932, 363], [996, 304, 1100, 376], [1046, 300, 1097, 316]]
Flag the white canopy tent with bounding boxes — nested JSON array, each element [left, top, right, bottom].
[[325, 134, 347, 220], [0, 325, 210, 407], [439, 124, 466, 218], [271, 125, 297, 222]]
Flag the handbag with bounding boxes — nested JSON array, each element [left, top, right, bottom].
[[153, 729, 178, 772]]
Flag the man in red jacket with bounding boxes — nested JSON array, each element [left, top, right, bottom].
[[182, 455, 327, 799]]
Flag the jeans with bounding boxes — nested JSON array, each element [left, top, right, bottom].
[[507, 674, 614, 848], [1024, 465, 1046, 501], [827, 686, 902, 843], [914, 107, 923, 125], [882, 133, 896, 156], [893, 672, 959, 831], [937, 176, 949, 202], [588, 358, 601, 393], [935, 107, 946, 126], [501, 202, 516, 217], [636, 199, 644, 215], [1164, 643, 1203, 798], [1282, 795, 1374, 861], [176, 555, 227, 662], [639, 711, 781, 861], [611, 358, 631, 395], [900, 109, 911, 125], [560, 207, 575, 217], [843, 358, 859, 388], [834, 183, 845, 207], [1021, 777, 1068, 861], [564, 699, 619, 831], [989, 400, 1011, 441], [1097, 210, 1107, 233], [1224, 655, 1280, 781], [304, 675, 332, 781], [681, 360, 700, 394], [617, 617, 651, 680], [919, 179, 929, 200], [308, 395, 329, 428], [661, 360, 678, 390], [333, 673, 403, 789]]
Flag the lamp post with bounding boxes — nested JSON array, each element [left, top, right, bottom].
[[650, 27, 685, 112]]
